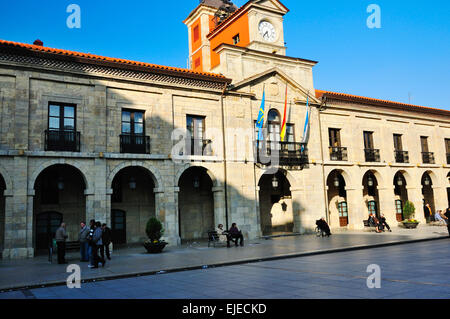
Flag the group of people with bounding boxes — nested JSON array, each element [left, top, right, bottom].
[[216, 223, 245, 247], [55, 219, 112, 268], [436, 208, 450, 237], [368, 213, 392, 233]]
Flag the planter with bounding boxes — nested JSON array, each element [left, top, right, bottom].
[[144, 241, 167, 254], [403, 222, 419, 229]]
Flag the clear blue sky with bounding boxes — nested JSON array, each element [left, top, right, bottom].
[[1, 0, 449, 110]]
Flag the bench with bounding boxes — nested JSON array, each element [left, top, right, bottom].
[[48, 241, 81, 263], [363, 220, 378, 232], [207, 231, 237, 248]]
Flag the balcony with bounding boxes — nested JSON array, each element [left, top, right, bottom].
[[395, 150, 409, 163], [364, 149, 380, 162], [182, 139, 213, 156], [329, 147, 348, 161], [45, 130, 80, 152], [422, 152, 435, 164], [120, 134, 150, 154], [256, 141, 308, 167]]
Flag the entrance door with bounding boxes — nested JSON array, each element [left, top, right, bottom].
[[338, 202, 349, 227], [368, 201, 378, 218], [111, 210, 126, 245], [36, 212, 63, 250], [395, 200, 404, 222]]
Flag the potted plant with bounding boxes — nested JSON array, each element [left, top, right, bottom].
[[143, 217, 168, 253], [402, 201, 420, 229]]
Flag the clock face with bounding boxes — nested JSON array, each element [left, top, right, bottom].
[[259, 21, 276, 42]]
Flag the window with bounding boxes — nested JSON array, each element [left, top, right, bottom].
[[122, 110, 145, 136], [446, 139, 450, 154], [364, 131, 374, 149], [194, 58, 201, 69], [368, 201, 378, 216], [338, 202, 348, 218], [233, 34, 240, 45], [395, 200, 403, 215], [393, 134, 403, 151], [267, 109, 281, 142], [193, 25, 200, 42], [285, 124, 295, 143], [329, 128, 341, 147], [48, 103, 76, 132], [420, 136, 429, 153], [186, 115, 205, 140]]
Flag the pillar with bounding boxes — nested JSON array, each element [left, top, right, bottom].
[[212, 186, 226, 227], [378, 186, 398, 227], [406, 186, 426, 224], [164, 187, 181, 245], [347, 186, 365, 230]]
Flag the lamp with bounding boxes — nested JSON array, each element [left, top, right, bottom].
[[193, 176, 200, 189], [129, 177, 137, 190], [57, 177, 64, 191], [368, 176, 374, 187], [272, 176, 279, 189], [397, 176, 403, 186], [424, 176, 431, 186], [334, 176, 340, 188]]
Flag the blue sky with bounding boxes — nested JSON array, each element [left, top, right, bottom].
[[0, 0, 449, 110]]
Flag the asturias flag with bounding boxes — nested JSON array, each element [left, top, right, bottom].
[[256, 87, 266, 141]]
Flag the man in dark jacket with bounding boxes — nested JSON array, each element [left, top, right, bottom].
[[89, 222, 106, 269], [79, 221, 90, 262], [87, 219, 96, 267], [55, 223, 68, 264], [228, 223, 244, 247], [316, 218, 331, 237], [444, 208, 450, 237], [101, 224, 112, 261]]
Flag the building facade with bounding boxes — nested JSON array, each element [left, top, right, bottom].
[[0, 0, 449, 259]]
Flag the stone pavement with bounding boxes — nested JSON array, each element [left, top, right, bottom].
[[0, 225, 448, 291], [2, 239, 449, 299]]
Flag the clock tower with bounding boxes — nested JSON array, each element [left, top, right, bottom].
[[184, 0, 317, 93]]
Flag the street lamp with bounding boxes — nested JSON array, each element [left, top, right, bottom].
[[272, 176, 279, 189], [57, 177, 64, 191], [424, 176, 431, 186], [368, 176, 374, 187], [129, 177, 137, 190], [333, 176, 340, 188], [397, 176, 403, 186]]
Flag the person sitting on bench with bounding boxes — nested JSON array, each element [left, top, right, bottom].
[[216, 224, 229, 244], [379, 214, 392, 232], [228, 223, 244, 247], [316, 218, 332, 237], [368, 213, 382, 233]]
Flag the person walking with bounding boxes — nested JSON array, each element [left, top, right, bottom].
[[424, 204, 433, 223], [90, 221, 106, 269], [55, 223, 68, 264], [101, 223, 112, 261], [79, 221, 90, 262], [87, 219, 96, 267]]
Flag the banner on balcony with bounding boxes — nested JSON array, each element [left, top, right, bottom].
[[280, 84, 288, 142], [256, 86, 266, 141], [301, 95, 310, 152]]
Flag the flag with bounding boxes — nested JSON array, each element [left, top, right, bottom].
[[256, 86, 266, 141], [301, 95, 310, 152], [280, 83, 288, 142]]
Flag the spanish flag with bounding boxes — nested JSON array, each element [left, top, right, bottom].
[[280, 83, 288, 142]]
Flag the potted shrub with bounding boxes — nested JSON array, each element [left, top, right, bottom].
[[402, 201, 420, 229], [143, 217, 168, 253]]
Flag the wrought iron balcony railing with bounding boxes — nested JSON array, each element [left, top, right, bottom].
[[256, 141, 308, 166], [364, 149, 381, 162], [181, 139, 213, 156], [329, 147, 348, 161], [120, 134, 150, 154], [395, 150, 409, 163], [45, 130, 80, 152], [422, 152, 435, 164]]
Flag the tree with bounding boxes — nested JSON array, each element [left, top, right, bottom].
[[403, 201, 416, 220]]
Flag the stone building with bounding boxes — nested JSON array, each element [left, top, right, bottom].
[[0, 0, 449, 259]]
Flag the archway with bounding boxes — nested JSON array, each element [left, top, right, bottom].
[[394, 172, 408, 222], [111, 166, 156, 244], [327, 170, 348, 227], [178, 166, 214, 242], [258, 170, 293, 236], [0, 174, 5, 255], [421, 172, 435, 222], [363, 170, 381, 218], [33, 164, 86, 252]]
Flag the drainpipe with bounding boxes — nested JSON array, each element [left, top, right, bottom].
[[317, 96, 330, 224], [220, 82, 230, 230]]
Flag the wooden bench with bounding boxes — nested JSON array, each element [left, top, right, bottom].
[[363, 220, 378, 232], [207, 231, 237, 248]]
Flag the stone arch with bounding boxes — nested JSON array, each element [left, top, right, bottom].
[[0, 163, 12, 191], [325, 168, 352, 188], [422, 170, 439, 186], [362, 169, 384, 188], [175, 163, 219, 188], [255, 168, 298, 190], [30, 159, 90, 191], [393, 169, 413, 186], [108, 161, 163, 190]]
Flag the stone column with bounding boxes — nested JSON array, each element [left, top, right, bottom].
[[212, 186, 226, 227], [432, 186, 448, 212], [162, 187, 181, 246], [2, 189, 14, 258], [85, 190, 96, 224], [346, 187, 365, 230], [406, 186, 426, 224], [105, 189, 113, 227], [291, 188, 309, 234], [378, 186, 398, 227]]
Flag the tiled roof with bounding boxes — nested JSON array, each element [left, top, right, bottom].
[[0, 39, 230, 82], [316, 90, 450, 116]]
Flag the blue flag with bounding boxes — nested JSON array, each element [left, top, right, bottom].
[[301, 96, 310, 152], [256, 88, 266, 141]]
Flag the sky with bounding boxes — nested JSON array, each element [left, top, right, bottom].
[[0, 0, 449, 110]]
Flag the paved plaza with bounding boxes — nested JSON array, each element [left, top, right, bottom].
[[0, 239, 449, 299], [0, 225, 448, 293]]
